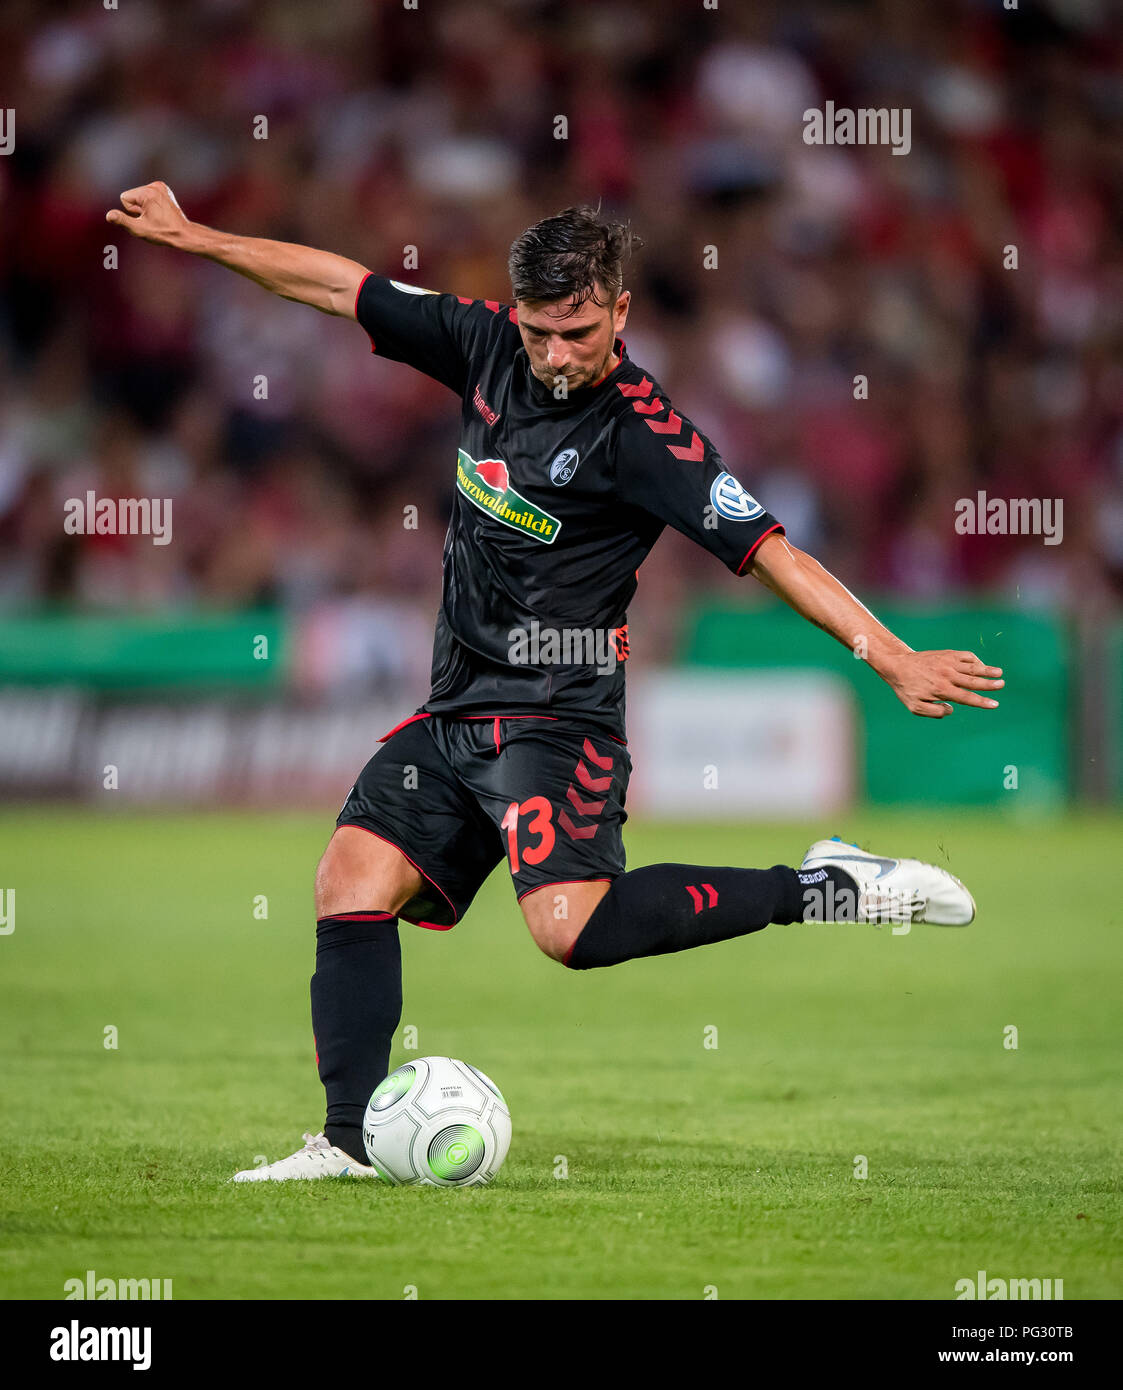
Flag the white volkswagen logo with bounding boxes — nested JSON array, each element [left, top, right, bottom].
[[710, 471, 764, 521]]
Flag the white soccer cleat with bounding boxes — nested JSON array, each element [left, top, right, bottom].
[[800, 836, 976, 926], [231, 1131, 376, 1182]]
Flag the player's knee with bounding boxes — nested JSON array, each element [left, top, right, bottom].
[[534, 918, 584, 965], [314, 826, 422, 919], [522, 883, 608, 965]]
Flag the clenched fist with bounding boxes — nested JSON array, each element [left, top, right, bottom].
[[105, 181, 194, 248], [883, 649, 1004, 718]]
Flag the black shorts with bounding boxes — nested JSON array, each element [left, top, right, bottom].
[[337, 713, 631, 929]]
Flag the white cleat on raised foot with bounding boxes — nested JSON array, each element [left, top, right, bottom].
[[799, 836, 976, 927], [231, 1132, 376, 1182]]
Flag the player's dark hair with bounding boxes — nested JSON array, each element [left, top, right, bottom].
[[508, 206, 642, 312]]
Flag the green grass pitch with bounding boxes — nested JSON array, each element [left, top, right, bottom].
[[1, 808, 1120, 1300]]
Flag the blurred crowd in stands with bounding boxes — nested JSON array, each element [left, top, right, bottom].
[[1, 0, 1121, 667]]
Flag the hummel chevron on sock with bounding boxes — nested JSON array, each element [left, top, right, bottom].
[[311, 912, 401, 1165], [564, 862, 859, 969]]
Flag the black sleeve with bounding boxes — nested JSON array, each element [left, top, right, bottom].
[[614, 402, 784, 575], [354, 273, 508, 394]]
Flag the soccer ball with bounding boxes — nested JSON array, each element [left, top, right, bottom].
[[362, 1056, 512, 1187]]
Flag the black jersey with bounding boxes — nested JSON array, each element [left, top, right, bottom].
[[355, 273, 784, 739]]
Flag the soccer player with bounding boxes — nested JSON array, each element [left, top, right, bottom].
[[107, 186, 1005, 1181]]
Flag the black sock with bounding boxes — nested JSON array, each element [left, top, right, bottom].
[[565, 862, 858, 969], [311, 913, 401, 1164]]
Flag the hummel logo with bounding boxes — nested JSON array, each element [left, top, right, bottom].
[[473, 384, 500, 427], [685, 883, 718, 914]]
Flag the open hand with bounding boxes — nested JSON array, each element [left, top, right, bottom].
[[883, 649, 1004, 718]]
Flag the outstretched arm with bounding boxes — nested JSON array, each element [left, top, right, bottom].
[[106, 181, 368, 317], [749, 532, 1004, 718]]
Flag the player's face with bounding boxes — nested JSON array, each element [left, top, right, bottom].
[[517, 287, 630, 391]]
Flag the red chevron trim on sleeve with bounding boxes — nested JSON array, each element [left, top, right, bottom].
[[631, 397, 665, 415], [644, 410, 684, 436], [667, 430, 705, 461], [456, 297, 518, 324], [617, 376, 653, 398]]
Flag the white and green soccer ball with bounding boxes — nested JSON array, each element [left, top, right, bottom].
[[362, 1056, 511, 1187]]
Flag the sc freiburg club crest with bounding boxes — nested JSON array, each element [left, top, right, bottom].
[[549, 448, 580, 486]]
